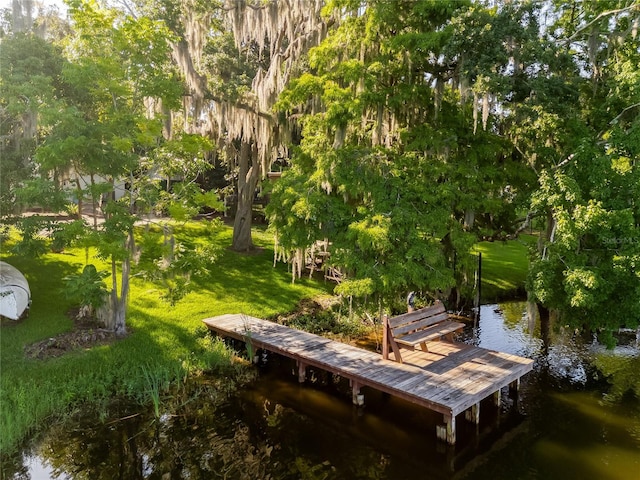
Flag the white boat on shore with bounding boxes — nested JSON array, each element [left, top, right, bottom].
[[0, 261, 31, 320]]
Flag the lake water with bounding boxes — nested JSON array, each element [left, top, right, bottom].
[[6, 302, 640, 479]]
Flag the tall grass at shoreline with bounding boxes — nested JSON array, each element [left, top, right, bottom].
[[0, 223, 329, 455]]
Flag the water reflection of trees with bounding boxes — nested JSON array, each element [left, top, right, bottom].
[[18, 380, 389, 480], [499, 302, 528, 329], [31, 384, 276, 479], [595, 354, 640, 403]]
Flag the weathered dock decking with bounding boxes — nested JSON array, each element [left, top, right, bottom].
[[202, 314, 534, 444]]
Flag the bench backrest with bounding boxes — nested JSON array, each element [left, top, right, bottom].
[[387, 301, 448, 337]]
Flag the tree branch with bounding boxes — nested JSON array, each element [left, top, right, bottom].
[[200, 92, 275, 122], [609, 102, 640, 125], [563, 4, 639, 44], [552, 153, 575, 170], [114, 0, 138, 19], [514, 211, 545, 235]]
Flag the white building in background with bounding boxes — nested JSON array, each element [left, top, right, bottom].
[[60, 173, 128, 203]]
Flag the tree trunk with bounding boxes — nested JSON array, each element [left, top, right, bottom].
[[90, 174, 98, 230], [74, 176, 83, 221], [108, 231, 133, 337], [110, 266, 129, 336], [117, 231, 133, 336], [464, 209, 475, 229], [112, 294, 127, 337], [232, 142, 260, 251], [109, 258, 119, 331], [538, 302, 550, 355], [540, 208, 556, 259]]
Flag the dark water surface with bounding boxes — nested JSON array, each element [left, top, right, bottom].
[[6, 303, 640, 479]]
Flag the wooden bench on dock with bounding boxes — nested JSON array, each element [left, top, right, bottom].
[[383, 300, 465, 363]]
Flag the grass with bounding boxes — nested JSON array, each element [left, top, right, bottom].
[[473, 233, 537, 303], [0, 222, 330, 455]]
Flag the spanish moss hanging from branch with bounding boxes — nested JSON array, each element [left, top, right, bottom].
[[170, 0, 329, 250]]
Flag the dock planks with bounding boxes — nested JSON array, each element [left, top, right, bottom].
[[202, 314, 534, 444]]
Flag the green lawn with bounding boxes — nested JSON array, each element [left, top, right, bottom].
[[0, 222, 330, 454], [473, 234, 537, 303]]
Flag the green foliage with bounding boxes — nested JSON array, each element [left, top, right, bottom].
[[158, 274, 190, 306], [14, 178, 69, 213], [133, 220, 224, 305], [0, 32, 67, 218], [526, 3, 640, 339], [334, 278, 374, 298], [268, 144, 467, 304], [271, 0, 523, 307], [0, 224, 10, 244], [531, 216, 638, 336], [152, 133, 215, 184], [10, 217, 49, 257], [9, 235, 48, 258], [201, 31, 256, 100], [8, 0, 192, 333], [286, 309, 371, 340], [50, 219, 87, 252], [96, 200, 137, 263], [63, 264, 108, 310], [528, 172, 640, 334], [160, 182, 222, 222], [273, 0, 640, 336]]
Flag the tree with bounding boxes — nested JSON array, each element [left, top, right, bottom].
[[267, 0, 639, 337], [524, 0, 640, 344], [0, 19, 68, 218], [267, 0, 538, 310], [19, 0, 214, 334], [157, 0, 328, 251]]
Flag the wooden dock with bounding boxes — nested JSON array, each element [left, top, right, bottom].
[[202, 314, 534, 445]]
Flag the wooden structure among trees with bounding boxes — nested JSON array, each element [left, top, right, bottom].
[[202, 314, 534, 445], [383, 300, 465, 363]]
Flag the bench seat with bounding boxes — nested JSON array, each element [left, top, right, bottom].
[[394, 320, 465, 348], [382, 300, 465, 363]]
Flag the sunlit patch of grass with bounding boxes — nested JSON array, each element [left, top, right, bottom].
[[473, 234, 537, 302], [0, 222, 330, 455]]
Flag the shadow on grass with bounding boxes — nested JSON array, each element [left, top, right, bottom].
[[0, 254, 82, 356], [186, 245, 333, 317], [475, 234, 536, 303]]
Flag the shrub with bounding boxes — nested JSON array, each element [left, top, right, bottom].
[[63, 264, 109, 313]]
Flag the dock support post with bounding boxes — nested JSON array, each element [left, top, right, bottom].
[[436, 414, 456, 445], [382, 314, 389, 360], [297, 361, 306, 383], [509, 378, 520, 396], [446, 415, 456, 445], [465, 403, 480, 424], [493, 389, 502, 407], [351, 381, 364, 406]]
